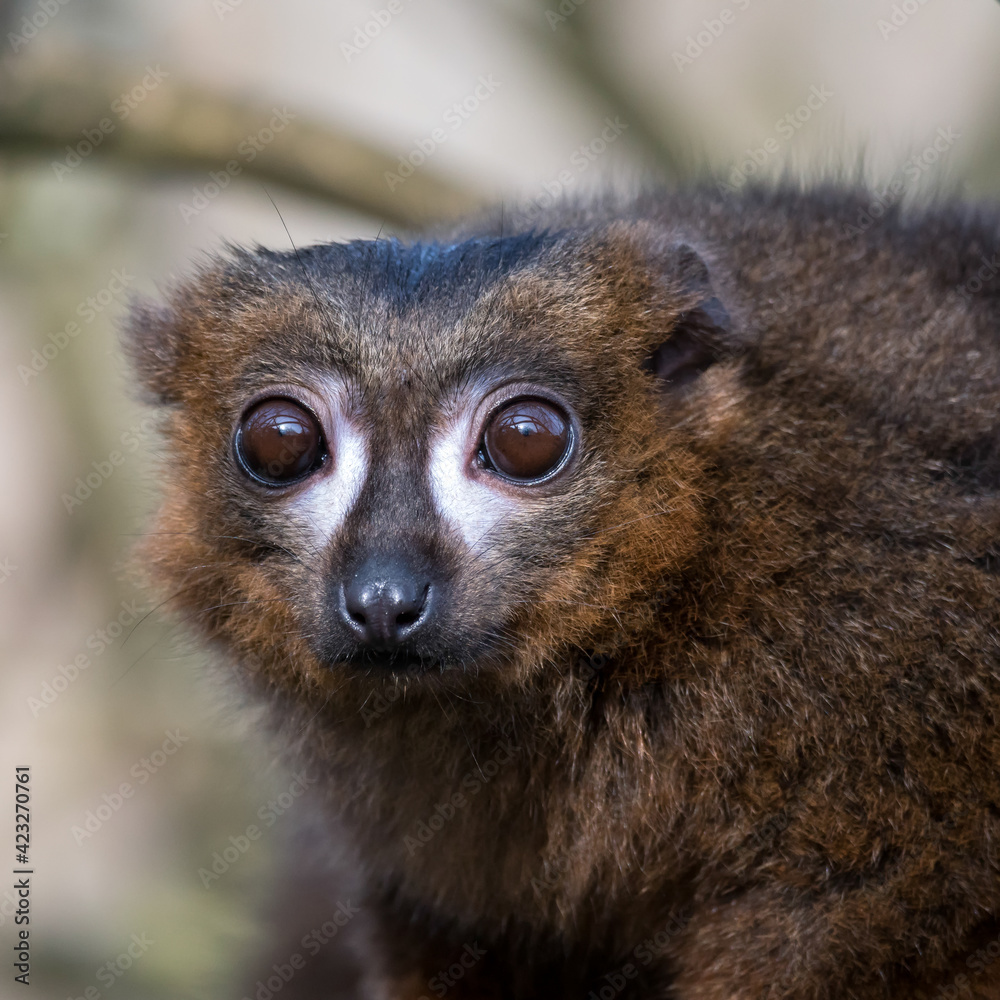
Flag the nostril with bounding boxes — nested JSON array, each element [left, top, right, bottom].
[[395, 585, 429, 629], [340, 566, 432, 648]]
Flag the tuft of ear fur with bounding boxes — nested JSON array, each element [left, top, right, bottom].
[[643, 242, 738, 389], [121, 296, 184, 404], [587, 221, 742, 389]]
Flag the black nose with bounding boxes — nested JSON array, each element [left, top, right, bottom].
[[340, 556, 431, 649]]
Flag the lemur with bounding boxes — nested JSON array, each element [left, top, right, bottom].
[[127, 185, 1000, 999]]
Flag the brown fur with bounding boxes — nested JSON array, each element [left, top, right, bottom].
[[127, 185, 1000, 998]]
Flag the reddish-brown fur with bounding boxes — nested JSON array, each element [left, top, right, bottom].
[[127, 185, 1000, 998]]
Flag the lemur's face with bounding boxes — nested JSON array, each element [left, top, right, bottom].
[[128, 225, 739, 691]]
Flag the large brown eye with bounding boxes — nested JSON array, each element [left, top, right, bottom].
[[236, 398, 326, 485], [482, 398, 571, 482]]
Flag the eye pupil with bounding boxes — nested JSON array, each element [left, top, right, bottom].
[[236, 398, 325, 485], [483, 399, 570, 481]]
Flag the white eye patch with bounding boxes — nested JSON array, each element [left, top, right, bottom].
[[428, 412, 518, 556], [288, 418, 368, 547]]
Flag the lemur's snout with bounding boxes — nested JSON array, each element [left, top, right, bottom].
[[340, 555, 432, 650]]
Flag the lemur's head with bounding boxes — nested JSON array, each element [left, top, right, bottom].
[[127, 222, 743, 696]]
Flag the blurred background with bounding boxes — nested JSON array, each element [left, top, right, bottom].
[[1, 0, 999, 996]]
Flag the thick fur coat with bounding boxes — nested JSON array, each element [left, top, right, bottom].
[[127, 186, 1000, 999]]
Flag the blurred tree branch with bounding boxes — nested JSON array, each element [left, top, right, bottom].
[[495, 0, 693, 180], [0, 61, 484, 228]]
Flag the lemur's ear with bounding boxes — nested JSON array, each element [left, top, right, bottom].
[[122, 297, 184, 404], [643, 243, 738, 389]]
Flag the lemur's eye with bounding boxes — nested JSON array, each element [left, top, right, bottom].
[[482, 398, 571, 481], [236, 398, 326, 485]]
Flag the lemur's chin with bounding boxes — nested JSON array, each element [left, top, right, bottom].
[[322, 641, 504, 678], [338, 649, 445, 675]]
